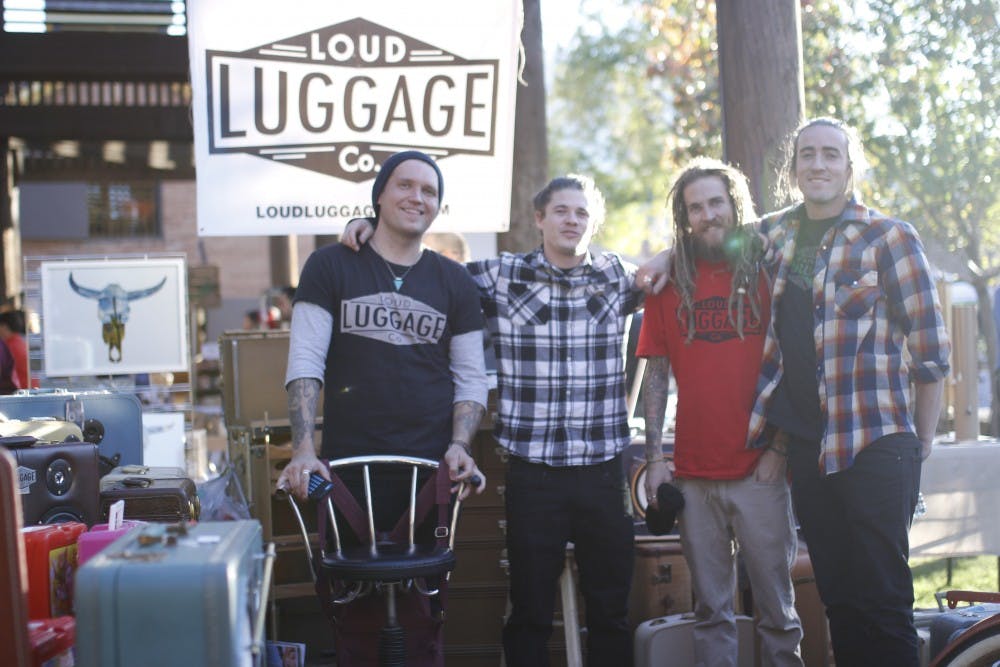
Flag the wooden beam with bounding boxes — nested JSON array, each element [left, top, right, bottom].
[[716, 0, 804, 212], [0, 107, 192, 141], [0, 33, 188, 81]]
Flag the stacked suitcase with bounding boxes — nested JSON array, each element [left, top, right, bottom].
[[75, 520, 273, 667]]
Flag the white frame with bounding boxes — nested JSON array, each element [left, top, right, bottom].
[[39, 256, 190, 376]]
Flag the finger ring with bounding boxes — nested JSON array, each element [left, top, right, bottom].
[[644, 276, 652, 283], [301, 470, 311, 476]]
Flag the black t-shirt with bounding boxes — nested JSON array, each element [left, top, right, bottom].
[[295, 243, 484, 460], [767, 211, 838, 440]]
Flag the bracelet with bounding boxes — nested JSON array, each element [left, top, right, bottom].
[[645, 451, 664, 464], [766, 445, 788, 458], [449, 440, 472, 455]]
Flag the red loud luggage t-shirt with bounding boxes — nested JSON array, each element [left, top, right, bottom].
[[637, 260, 770, 479]]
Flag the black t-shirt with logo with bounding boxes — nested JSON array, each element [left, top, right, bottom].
[[767, 211, 839, 440], [295, 243, 484, 460]]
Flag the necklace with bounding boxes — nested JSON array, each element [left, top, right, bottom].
[[371, 242, 419, 290]]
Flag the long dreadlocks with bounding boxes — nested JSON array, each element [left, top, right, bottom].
[[667, 157, 766, 341]]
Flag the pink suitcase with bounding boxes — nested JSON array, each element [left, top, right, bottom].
[[77, 520, 146, 566], [634, 612, 755, 667]]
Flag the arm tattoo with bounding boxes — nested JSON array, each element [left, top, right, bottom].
[[451, 400, 485, 446], [287, 378, 322, 455], [642, 357, 671, 460]]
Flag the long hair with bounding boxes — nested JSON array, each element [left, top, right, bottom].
[[774, 116, 869, 205], [667, 157, 764, 341]]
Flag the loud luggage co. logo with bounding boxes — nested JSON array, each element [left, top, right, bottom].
[[204, 17, 500, 182]]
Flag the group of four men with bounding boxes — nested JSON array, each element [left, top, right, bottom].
[[275, 116, 950, 667]]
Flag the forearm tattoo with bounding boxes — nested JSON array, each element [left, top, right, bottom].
[[642, 357, 671, 461], [287, 378, 322, 454], [452, 400, 486, 445]]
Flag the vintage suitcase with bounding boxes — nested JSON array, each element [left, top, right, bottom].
[[77, 520, 146, 566], [629, 536, 693, 628], [75, 520, 272, 667], [634, 612, 755, 667], [3, 438, 101, 526], [930, 602, 1000, 660], [219, 330, 323, 429], [28, 616, 75, 667], [1, 448, 32, 667], [99, 466, 200, 522], [0, 417, 84, 443], [0, 389, 144, 466], [22, 521, 87, 619]]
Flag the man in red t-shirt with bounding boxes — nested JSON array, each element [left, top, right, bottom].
[[638, 158, 802, 666]]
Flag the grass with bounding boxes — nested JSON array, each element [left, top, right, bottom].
[[910, 556, 999, 609]]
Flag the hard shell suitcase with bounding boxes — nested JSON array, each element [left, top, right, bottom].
[[22, 522, 87, 619], [75, 520, 274, 667], [930, 602, 1000, 660], [0, 417, 84, 443], [634, 612, 755, 667], [99, 466, 200, 522], [1, 448, 32, 667], [28, 616, 75, 667], [0, 389, 143, 466], [4, 438, 101, 526], [77, 520, 146, 565]]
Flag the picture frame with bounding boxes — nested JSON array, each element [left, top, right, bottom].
[[39, 256, 189, 376]]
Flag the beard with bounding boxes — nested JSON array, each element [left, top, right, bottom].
[[691, 235, 727, 262]]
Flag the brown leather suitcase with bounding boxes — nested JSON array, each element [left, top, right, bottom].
[[99, 466, 200, 522], [0, 448, 31, 667], [629, 536, 693, 629]]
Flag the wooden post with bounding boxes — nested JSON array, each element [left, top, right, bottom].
[[498, 0, 547, 254], [716, 0, 804, 212]]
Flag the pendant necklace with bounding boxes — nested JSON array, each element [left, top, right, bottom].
[[372, 242, 418, 291]]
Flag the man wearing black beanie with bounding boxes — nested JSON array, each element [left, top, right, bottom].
[[278, 149, 487, 503]]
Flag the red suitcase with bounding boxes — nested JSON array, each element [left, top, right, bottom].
[[21, 522, 87, 619], [28, 616, 75, 667], [1, 448, 31, 667]]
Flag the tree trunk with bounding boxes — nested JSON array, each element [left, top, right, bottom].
[[716, 0, 804, 212], [498, 0, 547, 254]]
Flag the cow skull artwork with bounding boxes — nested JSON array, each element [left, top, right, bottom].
[[68, 273, 168, 362]]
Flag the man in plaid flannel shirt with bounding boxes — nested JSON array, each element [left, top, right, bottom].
[[752, 118, 949, 667], [343, 175, 644, 666]]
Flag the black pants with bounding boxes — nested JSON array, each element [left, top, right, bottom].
[[501, 455, 634, 667], [787, 432, 922, 667]]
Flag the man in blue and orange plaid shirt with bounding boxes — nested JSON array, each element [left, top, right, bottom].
[[745, 117, 951, 667]]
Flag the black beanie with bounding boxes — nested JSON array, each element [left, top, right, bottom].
[[644, 482, 685, 536], [371, 150, 444, 218]]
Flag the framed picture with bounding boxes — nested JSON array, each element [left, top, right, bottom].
[[40, 257, 189, 376]]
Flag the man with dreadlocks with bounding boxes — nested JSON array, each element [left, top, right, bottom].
[[637, 158, 803, 667]]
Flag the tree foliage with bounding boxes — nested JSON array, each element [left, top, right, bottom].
[[548, 0, 1000, 422]]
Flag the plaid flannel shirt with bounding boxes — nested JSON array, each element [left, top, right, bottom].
[[467, 248, 644, 466], [747, 200, 951, 474]]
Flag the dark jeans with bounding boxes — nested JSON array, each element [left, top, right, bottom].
[[502, 455, 635, 667], [787, 432, 922, 667]]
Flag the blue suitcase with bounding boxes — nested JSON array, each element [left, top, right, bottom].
[[75, 520, 275, 667], [0, 389, 143, 467]]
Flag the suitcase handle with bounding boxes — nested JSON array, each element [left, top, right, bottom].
[[251, 542, 277, 662]]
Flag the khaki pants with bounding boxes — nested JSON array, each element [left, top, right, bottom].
[[676, 475, 803, 667]]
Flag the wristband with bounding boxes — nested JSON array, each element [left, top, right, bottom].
[[645, 450, 664, 464], [767, 445, 788, 458]]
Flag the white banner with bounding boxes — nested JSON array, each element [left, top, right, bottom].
[[187, 0, 521, 236]]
